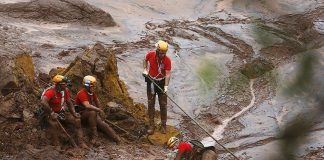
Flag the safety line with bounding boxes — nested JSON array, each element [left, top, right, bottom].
[[145, 75, 239, 160]]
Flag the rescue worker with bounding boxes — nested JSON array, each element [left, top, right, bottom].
[[75, 75, 121, 145], [41, 75, 88, 148], [167, 137, 218, 160], [142, 40, 172, 134]]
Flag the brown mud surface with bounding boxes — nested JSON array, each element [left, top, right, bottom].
[[0, 0, 323, 159]]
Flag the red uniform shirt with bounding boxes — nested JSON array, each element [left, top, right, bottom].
[[75, 89, 98, 106], [178, 142, 193, 153], [43, 87, 70, 113], [145, 51, 171, 79]]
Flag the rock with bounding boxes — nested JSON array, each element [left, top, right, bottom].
[[240, 57, 274, 79], [147, 125, 180, 146], [107, 101, 120, 108], [23, 110, 33, 122], [0, 0, 116, 27], [64, 42, 134, 110], [0, 95, 17, 118], [0, 54, 35, 96], [0, 116, 6, 123], [32, 128, 37, 133], [0, 56, 19, 96]]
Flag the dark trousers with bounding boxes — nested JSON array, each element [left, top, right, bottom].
[[146, 77, 167, 124]]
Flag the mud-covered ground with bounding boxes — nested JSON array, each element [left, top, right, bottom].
[[0, 0, 323, 159]]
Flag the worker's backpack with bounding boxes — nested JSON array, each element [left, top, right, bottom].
[[189, 140, 216, 160], [189, 140, 204, 149]]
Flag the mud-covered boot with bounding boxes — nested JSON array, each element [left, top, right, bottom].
[[147, 120, 155, 135], [113, 135, 122, 144], [76, 127, 89, 149], [77, 136, 89, 149], [147, 125, 155, 135], [160, 122, 167, 134], [52, 136, 60, 146], [90, 128, 100, 146]]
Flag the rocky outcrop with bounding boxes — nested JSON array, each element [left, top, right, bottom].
[[0, 0, 116, 27], [57, 42, 179, 144], [240, 58, 274, 79], [49, 43, 150, 138], [0, 43, 179, 157]]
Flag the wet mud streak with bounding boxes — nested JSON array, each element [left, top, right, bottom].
[[202, 79, 255, 146]]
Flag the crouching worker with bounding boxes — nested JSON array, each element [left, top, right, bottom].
[[41, 75, 88, 148], [167, 137, 217, 160], [75, 75, 121, 145]]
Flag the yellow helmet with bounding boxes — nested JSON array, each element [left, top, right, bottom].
[[83, 75, 97, 87], [52, 75, 66, 84], [167, 137, 179, 148], [155, 40, 168, 53]]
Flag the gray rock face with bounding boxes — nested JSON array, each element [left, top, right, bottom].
[[0, 0, 116, 27]]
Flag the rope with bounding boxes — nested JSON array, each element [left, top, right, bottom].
[[104, 119, 138, 140], [145, 75, 239, 160]]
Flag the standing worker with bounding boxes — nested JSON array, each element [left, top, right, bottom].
[[142, 40, 172, 134]]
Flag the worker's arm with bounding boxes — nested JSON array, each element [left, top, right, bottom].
[[41, 96, 58, 120], [66, 99, 79, 118], [41, 96, 52, 115], [164, 70, 171, 86], [143, 58, 148, 71], [81, 101, 103, 113]]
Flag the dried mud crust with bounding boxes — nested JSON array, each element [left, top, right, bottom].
[[0, 0, 116, 27]]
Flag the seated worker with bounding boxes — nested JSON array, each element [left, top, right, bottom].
[[41, 75, 88, 148], [167, 137, 217, 160], [75, 75, 121, 145]]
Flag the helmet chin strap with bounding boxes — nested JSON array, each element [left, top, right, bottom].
[[85, 86, 93, 95], [87, 91, 93, 96], [56, 84, 64, 92]]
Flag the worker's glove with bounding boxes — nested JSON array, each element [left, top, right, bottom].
[[164, 86, 168, 93], [98, 109, 106, 119], [50, 112, 58, 120], [142, 69, 148, 77]]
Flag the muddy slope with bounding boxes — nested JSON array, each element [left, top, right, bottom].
[[0, 0, 116, 27]]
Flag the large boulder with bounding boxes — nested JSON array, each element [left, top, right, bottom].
[[0, 54, 35, 96], [0, 0, 116, 27], [61, 43, 135, 110]]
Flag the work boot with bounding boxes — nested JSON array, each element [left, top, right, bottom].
[[77, 137, 89, 149], [90, 136, 100, 146], [113, 135, 122, 144], [147, 125, 155, 135], [147, 118, 155, 135], [159, 124, 166, 134], [90, 128, 100, 146], [52, 137, 60, 146]]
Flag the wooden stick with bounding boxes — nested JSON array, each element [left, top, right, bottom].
[[56, 119, 78, 147], [105, 119, 137, 139]]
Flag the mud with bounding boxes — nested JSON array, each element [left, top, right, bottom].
[[0, 0, 323, 159], [0, 0, 116, 27]]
